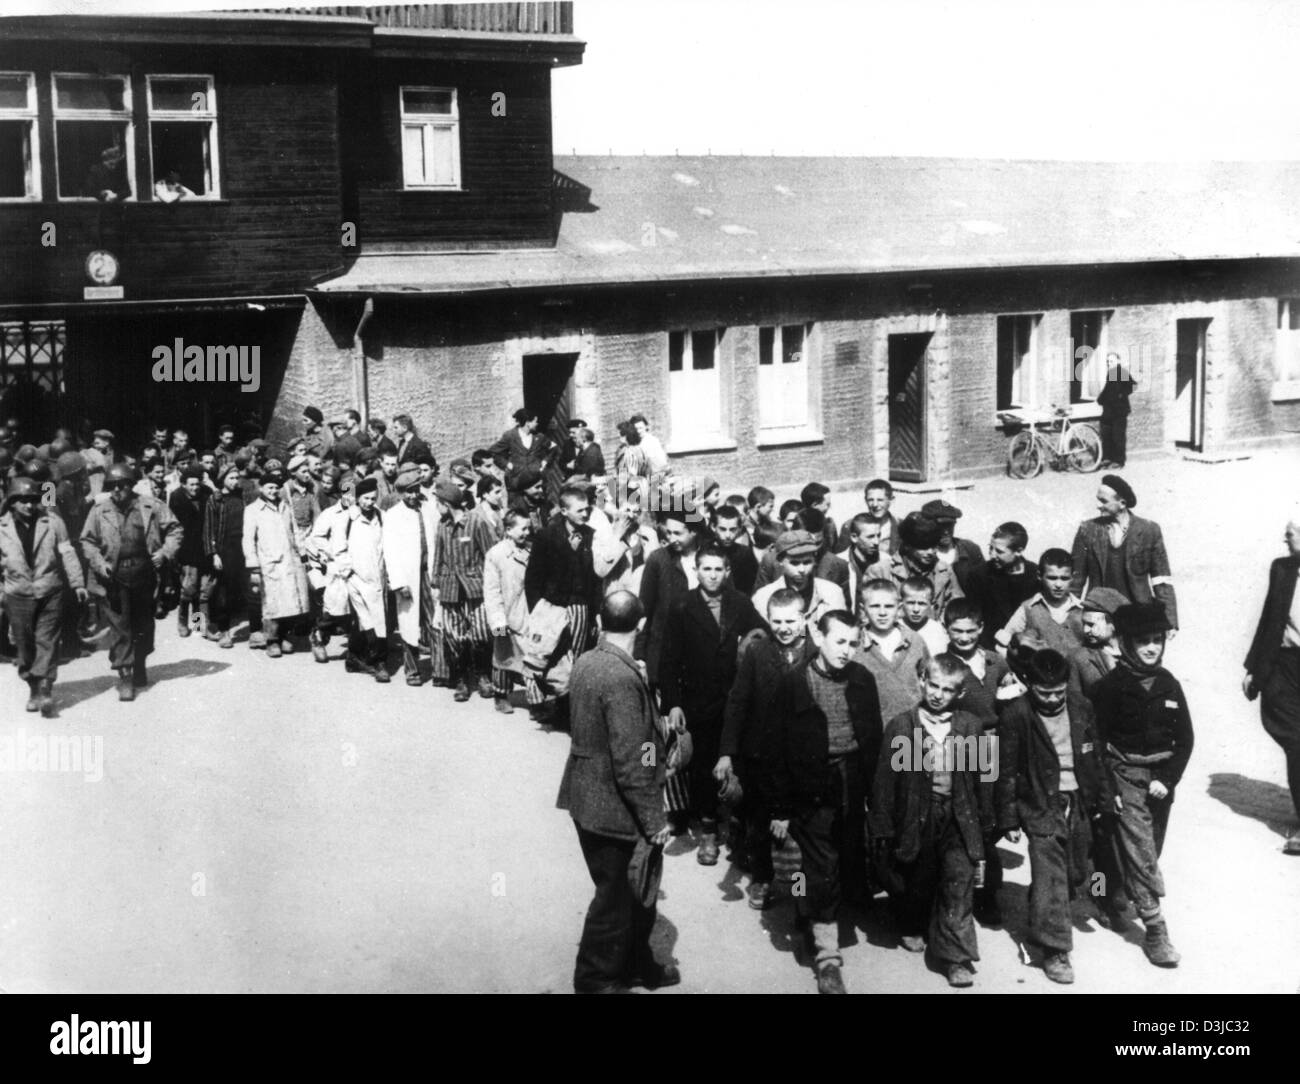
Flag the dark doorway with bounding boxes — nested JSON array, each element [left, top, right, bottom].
[[888, 333, 930, 482], [523, 352, 578, 495], [1173, 319, 1209, 451]]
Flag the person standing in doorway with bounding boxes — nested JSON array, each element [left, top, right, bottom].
[[1097, 352, 1136, 469]]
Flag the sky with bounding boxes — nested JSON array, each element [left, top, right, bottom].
[[13, 0, 1300, 160]]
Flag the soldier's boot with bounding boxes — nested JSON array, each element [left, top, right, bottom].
[[24, 678, 40, 712], [116, 669, 135, 702], [38, 678, 56, 718]]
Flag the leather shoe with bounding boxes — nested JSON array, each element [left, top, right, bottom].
[[1283, 832, 1300, 856], [816, 962, 847, 995], [628, 963, 681, 990], [453, 681, 471, 702], [697, 832, 720, 866]]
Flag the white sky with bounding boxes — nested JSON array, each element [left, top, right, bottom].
[[13, 0, 1300, 160]]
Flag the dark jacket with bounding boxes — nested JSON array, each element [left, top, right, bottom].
[[658, 585, 764, 723], [721, 630, 816, 768], [964, 558, 1040, 649], [395, 433, 432, 466], [574, 443, 606, 478], [719, 539, 758, 596], [946, 537, 984, 596], [638, 545, 693, 685], [1070, 514, 1178, 629], [490, 426, 551, 484], [556, 640, 667, 842], [870, 707, 991, 863], [524, 515, 599, 612], [1244, 555, 1300, 683], [1090, 663, 1194, 789], [955, 648, 1010, 731], [769, 659, 882, 819], [168, 487, 208, 567], [1097, 365, 1136, 417], [995, 692, 1111, 835]]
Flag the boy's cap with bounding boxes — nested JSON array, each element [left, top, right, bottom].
[[261, 468, 287, 486], [93, 429, 115, 441], [450, 460, 476, 484], [697, 474, 719, 497], [434, 479, 465, 507], [1114, 601, 1170, 638], [569, 418, 587, 428], [1101, 473, 1137, 509], [396, 465, 423, 491], [899, 512, 942, 549], [353, 476, 379, 497], [328, 416, 349, 428], [302, 406, 324, 424], [515, 467, 543, 490], [1082, 587, 1129, 616], [920, 499, 962, 521], [249, 438, 270, 450], [286, 454, 308, 472], [775, 530, 819, 559]]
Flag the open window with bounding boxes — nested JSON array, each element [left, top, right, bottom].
[[0, 72, 39, 200], [53, 73, 133, 200], [147, 75, 219, 200]]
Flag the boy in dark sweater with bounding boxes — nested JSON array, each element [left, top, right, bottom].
[[1090, 602, 1194, 968], [871, 653, 992, 987], [964, 522, 1039, 649], [769, 610, 882, 995], [997, 649, 1111, 984]]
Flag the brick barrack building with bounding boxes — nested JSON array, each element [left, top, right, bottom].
[[3, 4, 1298, 486]]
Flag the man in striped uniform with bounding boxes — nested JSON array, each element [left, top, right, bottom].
[[432, 479, 498, 702]]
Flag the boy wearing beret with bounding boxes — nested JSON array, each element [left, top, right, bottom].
[[1090, 602, 1193, 967]]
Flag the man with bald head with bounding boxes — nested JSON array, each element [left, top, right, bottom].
[[557, 590, 678, 993]]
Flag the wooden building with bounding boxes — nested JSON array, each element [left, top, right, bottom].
[[3, 5, 1298, 485]]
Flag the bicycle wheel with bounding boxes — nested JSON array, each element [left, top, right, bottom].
[[1007, 431, 1043, 479], [1065, 424, 1102, 473]]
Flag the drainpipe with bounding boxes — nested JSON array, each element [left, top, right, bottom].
[[351, 297, 374, 423]]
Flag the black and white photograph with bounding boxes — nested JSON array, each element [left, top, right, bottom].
[[1, 0, 1298, 1037]]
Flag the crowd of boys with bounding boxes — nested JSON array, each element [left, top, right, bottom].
[[0, 406, 1194, 994]]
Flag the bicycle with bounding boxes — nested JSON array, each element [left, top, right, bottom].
[[999, 405, 1103, 479]]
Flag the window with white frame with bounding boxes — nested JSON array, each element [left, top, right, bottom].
[[1278, 300, 1300, 383], [758, 323, 814, 431], [147, 75, 219, 199], [996, 313, 1041, 411], [1069, 310, 1111, 404], [53, 73, 133, 200], [669, 329, 726, 443], [0, 73, 39, 200], [400, 87, 460, 189]]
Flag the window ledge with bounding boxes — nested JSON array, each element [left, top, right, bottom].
[[667, 435, 737, 455], [1271, 381, 1300, 403], [755, 426, 824, 448]]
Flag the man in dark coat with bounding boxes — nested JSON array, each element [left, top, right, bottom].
[[1243, 511, 1300, 855], [638, 503, 706, 687], [1097, 351, 1136, 468], [556, 590, 677, 994], [1069, 475, 1178, 631], [769, 610, 882, 994], [659, 543, 764, 865]]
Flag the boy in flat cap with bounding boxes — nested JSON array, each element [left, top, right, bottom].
[[1069, 586, 1129, 697], [921, 499, 982, 595], [1089, 601, 1193, 967], [433, 477, 498, 701], [1070, 475, 1178, 632], [751, 530, 845, 631]]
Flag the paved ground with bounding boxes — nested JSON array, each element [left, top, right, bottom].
[[2, 447, 1299, 994]]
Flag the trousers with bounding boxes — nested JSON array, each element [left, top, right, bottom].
[[1026, 790, 1094, 952], [6, 590, 64, 683], [893, 794, 980, 964], [573, 824, 660, 992], [104, 579, 156, 671], [1108, 757, 1173, 916]]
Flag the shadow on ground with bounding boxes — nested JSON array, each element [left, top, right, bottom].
[[52, 657, 232, 712], [1207, 772, 1297, 836]]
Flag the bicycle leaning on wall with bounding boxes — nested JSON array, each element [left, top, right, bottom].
[[999, 405, 1103, 478]]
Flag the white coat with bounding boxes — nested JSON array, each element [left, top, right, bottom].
[[242, 496, 311, 620], [338, 506, 386, 632], [382, 498, 439, 646]]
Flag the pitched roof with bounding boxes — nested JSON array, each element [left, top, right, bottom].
[[313, 155, 1300, 295]]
